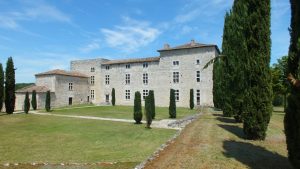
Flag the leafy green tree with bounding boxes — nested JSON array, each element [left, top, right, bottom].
[[0, 63, 3, 112], [243, 0, 272, 140], [169, 89, 176, 118], [45, 91, 51, 112], [189, 89, 194, 109], [24, 92, 30, 114], [31, 90, 37, 110], [284, 0, 300, 167], [5, 57, 15, 114], [149, 90, 155, 119], [133, 91, 142, 124], [145, 96, 152, 128], [111, 88, 115, 106]]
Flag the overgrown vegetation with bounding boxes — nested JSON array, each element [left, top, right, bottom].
[[133, 91, 142, 124], [5, 57, 15, 114], [284, 0, 300, 167]]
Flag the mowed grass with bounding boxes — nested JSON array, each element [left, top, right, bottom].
[[46, 105, 197, 120], [0, 113, 176, 168]]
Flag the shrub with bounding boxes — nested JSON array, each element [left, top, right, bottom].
[[190, 89, 194, 109], [133, 91, 142, 124], [24, 92, 30, 114], [111, 88, 115, 106], [149, 90, 155, 119], [45, 91, 51, 112], [145, 96, 152, 128], [169, 89, 176, 118], [5, 57, 15, 114], [31, 90, 37, 110]]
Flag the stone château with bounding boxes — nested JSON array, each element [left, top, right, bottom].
[[15, 40, 219, 110]]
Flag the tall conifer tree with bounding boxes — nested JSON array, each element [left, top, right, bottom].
[[243, 0, 272, 140], [284, 0, 300, 167], [5, 57, 15, 114], [31, 90, 37, 110], [0, 63, 4, 112]]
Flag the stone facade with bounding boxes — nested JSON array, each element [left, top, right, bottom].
[[16, 40, 219, 110]]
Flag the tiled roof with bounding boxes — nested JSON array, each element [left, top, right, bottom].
[[102, 56, 160, 65], [158, 40, 220, 53], [16, 85, 50, 93], [35, 69, 88, 78]]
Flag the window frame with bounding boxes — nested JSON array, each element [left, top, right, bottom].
[[105, 75, 110, 85], [174, 90, 179, 101], [125, 90, 130, 100], [143, 90, 149, 100], [173, 72, 179, 83], [68, 82, 73, 91], [90, 76, 95, 85], [125, 74, 130, 85], [143, 73, 148, 85], [196, 71, 200, 82], [173, 61, 179, 66]]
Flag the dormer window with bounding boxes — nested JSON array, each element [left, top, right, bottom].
[[173, 61, 179, 66], [126, 64, 131, 69]]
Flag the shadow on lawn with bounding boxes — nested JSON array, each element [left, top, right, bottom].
[[218, 124, 245, 139], [216, 116, 236, 123], [223, 140, 293, 169]]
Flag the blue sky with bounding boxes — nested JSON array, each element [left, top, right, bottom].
[[0, 0, 291, 83]]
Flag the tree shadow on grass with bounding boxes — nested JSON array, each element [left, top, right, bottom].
[[212, 113, 223, 117], [223, 140, 293, 169], [218, 124, 245, 139], [216, 116, 236, 123]]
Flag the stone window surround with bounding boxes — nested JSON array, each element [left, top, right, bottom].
[[125, 74, 130, 85], [196, 89, 200, 105], [173, 60, 179, 66], [90, 76, 95, 85], [174, 89, 179, 101], [143, 73, 148, 85], [173, 72, 179, 83], [91, 90, 95, 100], [68, 82, 73, 91], [196, 71, 200, 82], [105, 75, 110, 85], [91, 67, 95, 72], [125, 90, 130, 100], [143, 89, 149, 100]]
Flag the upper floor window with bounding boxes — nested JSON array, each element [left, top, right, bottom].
[[196, 89, 200, 105], [91, 76, 95, 85], [105, 75, 110, 85], [196, 59, 200, 65], [91, 67, 95, 72], [173, 61, 179, 66], [196, 71, 200, 82], [69, 83, 73, 91], [106, 65, 110, 70], [175, 90, 179, 101], [143, 90, 149, 100], [125, 90, 130, 100], [126, 64, 131, 69], [143, 73, 148, 85], [125, 74, 130, 85], [91, 90, 95, 100], [173, 72, 179, 83], [143, 62, 148, 68]]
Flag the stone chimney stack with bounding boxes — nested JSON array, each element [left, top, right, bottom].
[[164, 43, 170, 49]]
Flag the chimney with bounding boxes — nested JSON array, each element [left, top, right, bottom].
[[191, 39, 196, 46], [164, 43, 170, 49]]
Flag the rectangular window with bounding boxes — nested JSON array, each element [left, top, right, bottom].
[[143, 62, 148, 68], [106, 65, 110, 70], [196, 59, 200, 65], [197, 90, 200, 105], [175, 90, 179, 101], [143, 73, 148, 85], [68, 83, 73, 91], [125, 90, 130, 100], [173, 72, 179, 83], [143, 90, 149, 100], [125, 74, 130, 85], [91, 90, 95, 100], [196, 71, 200, 82], [173, 61, 179, 66], [90, 76, 95, 85], [126, 64, 131, 69], [105, 75, 110, 85], [91, 67, 95, 72]]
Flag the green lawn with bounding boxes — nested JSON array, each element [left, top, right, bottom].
[[45, 105, 198, 120], [0, 113, 176, 168]]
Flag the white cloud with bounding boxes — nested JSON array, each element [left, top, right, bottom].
[[101, 17, 160, 53], [80, 41, 100, 53]]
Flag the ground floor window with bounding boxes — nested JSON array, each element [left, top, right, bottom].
[[196, 89, 200, 105], [91, 90, 95, 100], [143, 90, 149, 100], [175, 90, 179, 101], [125, 90, 130, 100]]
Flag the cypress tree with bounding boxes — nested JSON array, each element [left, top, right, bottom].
[[111, 88, 115, 106], [5, 57, 15, 114], [284, 0, 300, 167], [133, 91, 142, 124], [24, 92, 30, 114], [45, 90, 51, 112], [145, 96, 152, 128], [149, 90, 155, 119], [189, 89, 194, 109], [31, 90, 37, 110], [243, 0, 272, 140], [0, 63, 3, 112], [169, 89, 176, 118]]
